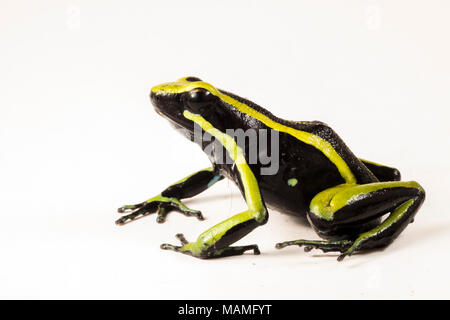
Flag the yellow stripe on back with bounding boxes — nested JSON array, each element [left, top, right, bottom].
[[152, 78, 357, 184]]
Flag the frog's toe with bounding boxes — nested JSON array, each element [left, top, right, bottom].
[[116, 198, 203, 225], [276, 239, 352, 254], [177, 207, 204, 221], [117, 202, 145, 213], [160, 233, 189, 249], [170, 201, 204, 221], [336, 239, 363, 261], [160, 243, 182, 252], [175, 233, 189, 245], [337, 252, 350, 261], [115, 202, 158, 225], [160, 234, 193, 255]]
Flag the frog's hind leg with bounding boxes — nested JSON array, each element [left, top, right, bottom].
[[276, 181, 425, 261]]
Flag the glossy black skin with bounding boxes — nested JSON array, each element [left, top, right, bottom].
[[134, 78, 426, 261], [308, 185, 420, 242], [114, 72, 425, 261], [150, 80, 404, 237], [218, 90, 381, 217]]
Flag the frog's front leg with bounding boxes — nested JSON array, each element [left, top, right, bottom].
[[276, 181, 425, 261], [160, 207, 265, 258], [160, 162, 268, 258], [162, 234, 260, 258], [116, 166, 223, 225], [160, 111, 268, 259]]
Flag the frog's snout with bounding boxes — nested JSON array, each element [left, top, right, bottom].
[[149, 91, 163, 113], [150, 89, 180, 107], [149, 90, 158, 105]]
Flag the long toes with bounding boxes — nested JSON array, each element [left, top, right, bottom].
[[276, 240, 352, 254], [171, 200, 204, 221], [115, 214, 136, 225], [300, 243, 335, 253], [337, 253, 348, 261], [160, 234, 189, 253], [192, 210, 204, 221], [251, 245, 261, 255], [117, 203, 144, 213], [176, 207, 204, 220], [175, 233, 189, 245], [115, 206, 154, 225], [160, 243, 181, 252], [275, 241, 298, 249], [337, 247, 357, 261], [156, 206, 168, 224]]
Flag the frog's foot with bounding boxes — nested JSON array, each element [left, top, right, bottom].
[[297, 180, 425, 261], [116, 195, 203, 225], [276, 239, 353, 257], [161, 233, 260, 259]]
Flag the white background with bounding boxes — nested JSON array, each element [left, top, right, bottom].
[[1, 0, 450, 299]]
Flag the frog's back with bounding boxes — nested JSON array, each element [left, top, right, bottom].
[[217, 89, 378, 216]]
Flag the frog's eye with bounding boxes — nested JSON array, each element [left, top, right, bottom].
[[186, 88, 217, 113], [186, 88, 216, 109], [185, 77, 202, 82]]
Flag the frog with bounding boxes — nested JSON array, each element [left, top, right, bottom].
[[116, 76, 425, 261]]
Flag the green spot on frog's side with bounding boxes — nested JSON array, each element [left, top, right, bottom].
[[287, 178, 298, 187]]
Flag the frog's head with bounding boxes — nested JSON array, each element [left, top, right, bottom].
[[150, 77, 230, 138]]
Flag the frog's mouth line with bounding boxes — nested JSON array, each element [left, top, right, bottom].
[[154, 106, 185, 124]]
